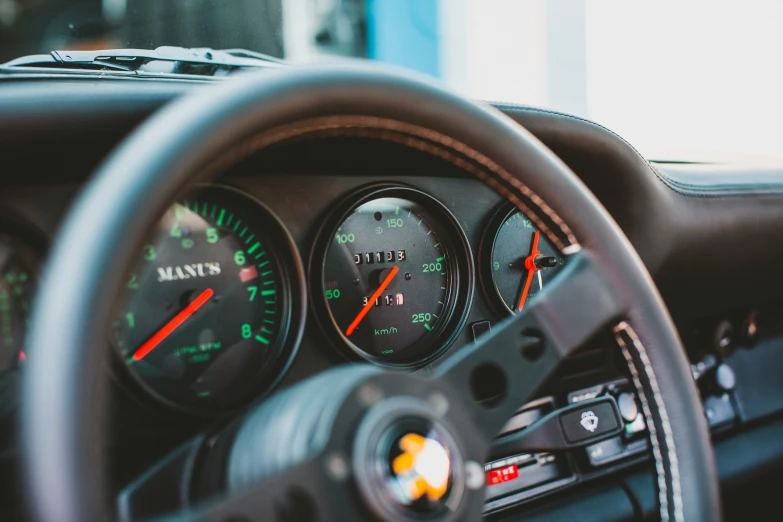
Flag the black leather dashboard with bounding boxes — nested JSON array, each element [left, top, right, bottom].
[[2, 80, 783, 323]]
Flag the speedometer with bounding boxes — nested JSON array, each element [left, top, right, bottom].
[[310, 185, 473, 367], [113, 186, 305, 415]]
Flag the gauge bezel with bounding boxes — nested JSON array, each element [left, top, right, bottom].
[[109, 184, 307, 417], [479, 202, 567, 318], [309, 184, 474, 369]]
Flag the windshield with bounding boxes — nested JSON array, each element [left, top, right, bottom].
[[1, 0, 781, 162]]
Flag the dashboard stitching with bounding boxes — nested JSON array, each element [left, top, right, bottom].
[[615, 321, 682, 522], [195, 116, 579, 251], [491, 103, 760, 200]]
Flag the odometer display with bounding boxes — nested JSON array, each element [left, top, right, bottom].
[[313, 186, 473, 367], [113, 187, 303, 415]]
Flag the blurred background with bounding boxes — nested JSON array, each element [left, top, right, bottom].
[[0, 0, 781, 162]]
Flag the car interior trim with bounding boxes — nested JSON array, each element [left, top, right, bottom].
[[193, 115, 580, 251]]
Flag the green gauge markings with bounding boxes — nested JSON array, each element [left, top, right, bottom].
[[112, 190, 298, 415], [486, 206, 566, 314], [320, 191, 469, 364]]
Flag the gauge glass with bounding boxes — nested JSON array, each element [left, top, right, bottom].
[[316, 188, 472, 366], [0, 235, 38, 372], [113, 188, 300, 414], [487, 209, 565, 314]]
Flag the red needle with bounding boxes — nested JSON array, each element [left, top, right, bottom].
[[132, 288, 214, 361], [517, 231, 541, 312], [345, 266, 399, 337]]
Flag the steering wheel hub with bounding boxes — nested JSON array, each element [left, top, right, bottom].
[[353, 396, 466, 521]]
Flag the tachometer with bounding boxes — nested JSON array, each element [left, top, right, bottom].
[[113, 186, 305, 415], [0, 233, 39, 372], [311, 185, 473, 367], [480, 203, 565, 316]]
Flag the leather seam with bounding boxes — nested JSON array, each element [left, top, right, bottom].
[[198, 115, 579, 250], [492, 102, 780, 199], [614, 321, 682, 522], [646, 170, 783, 196]]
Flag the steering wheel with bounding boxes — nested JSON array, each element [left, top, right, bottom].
[[22, 64, 719, 522]]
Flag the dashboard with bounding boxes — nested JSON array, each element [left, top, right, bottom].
[[2, 78, 783, 521], [2, 173, 559, 413]]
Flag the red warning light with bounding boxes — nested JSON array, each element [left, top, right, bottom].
[[486, 464, 518, 485], [239, 266, 258, 283]]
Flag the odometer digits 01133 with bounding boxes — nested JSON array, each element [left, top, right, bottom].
[[312, 185, 473, 367], [113, 186, 304, 415]]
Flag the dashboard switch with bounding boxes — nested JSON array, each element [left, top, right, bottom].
[[624, 413, 646, 435], [617, 392, 639, 422], [704, 394, 736, 428], [715, 364, 736, 391], [586, 436, 625, 466], [560, 400, 622, 443], [490, 397, 622, 457]]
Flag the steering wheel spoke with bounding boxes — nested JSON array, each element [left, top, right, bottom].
[[119, 410, 363, 522], [117, 436, 204, 521], [181, 456, 353, 522], [432, 250, 624, 441]]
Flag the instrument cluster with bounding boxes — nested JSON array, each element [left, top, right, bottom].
[[4, 181, 571, 417]]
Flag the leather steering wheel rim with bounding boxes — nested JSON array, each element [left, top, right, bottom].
[[22, 63, 719, 522]]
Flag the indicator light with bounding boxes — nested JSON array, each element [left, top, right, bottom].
[[486, 464, 518, 485], [239, 265, 258, 283]]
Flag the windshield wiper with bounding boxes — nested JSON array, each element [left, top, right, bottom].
[[1, 46, 285, 77]]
